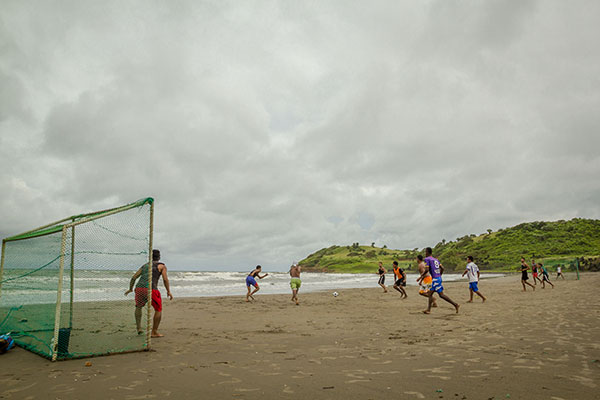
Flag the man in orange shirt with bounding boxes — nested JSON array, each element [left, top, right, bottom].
[[392, 261, 407, 299]]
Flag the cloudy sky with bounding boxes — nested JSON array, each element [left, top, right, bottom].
[[1, 0, 599, 271]]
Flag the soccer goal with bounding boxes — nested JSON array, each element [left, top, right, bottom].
[[0, 198, 154, 360]]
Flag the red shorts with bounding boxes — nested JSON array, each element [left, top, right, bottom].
[[533, 272, 538, 278], [135, 288, 162, 312]]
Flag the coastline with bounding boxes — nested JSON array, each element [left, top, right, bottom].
[[1, 273, 598, 399]]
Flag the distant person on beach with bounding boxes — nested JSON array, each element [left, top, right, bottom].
[[539, 263, 554, 289], [420, 247, 459, 314], [377, 262, 388, 293], [392, 261, 407, 298], [461, 256, 486, 303], [416, 255, 437, 308], [245, 265, 269, 302], [125, 249, 173, 337], [531, 259, 542, 285], [290, 263, 301, 305], [519, 257, 536, 292], [556, 266, 565, 280]]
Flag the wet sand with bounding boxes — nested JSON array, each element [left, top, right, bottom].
[[1, 273, 599, 399]]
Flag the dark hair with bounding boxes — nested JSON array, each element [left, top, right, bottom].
[[152, 249, 161, 261], [467, 255, 474, 262], [393, 261, 398, 266], [425, 247, 432, 256], [417, 255, 423, 261], [256, 265, 262, 269]]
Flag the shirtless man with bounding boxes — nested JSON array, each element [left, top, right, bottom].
[[416, 255, 436, 308], [290, 263, 302, 305], [531, 259, 542, 285], [125, 249, 173, 337], [245, 265, 269, 302], [419, 247, 459, 314]]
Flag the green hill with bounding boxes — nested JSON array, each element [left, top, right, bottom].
[[299, 218, 600, 273]]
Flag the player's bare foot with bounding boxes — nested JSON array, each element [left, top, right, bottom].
[[422, 310, 430, 314], [151, 332, 164, 338], [454, 304, 460, 313], [466, 300, 473, 303], [432, 302, 438, 308]]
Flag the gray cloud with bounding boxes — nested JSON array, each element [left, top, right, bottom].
[[1, 0, 599, 270]]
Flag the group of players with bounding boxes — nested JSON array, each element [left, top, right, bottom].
[[377, 247, 472, 314], [242, 247, 568, 314], [518, 257, 565, 291]]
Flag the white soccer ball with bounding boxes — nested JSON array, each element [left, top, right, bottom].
[[332, 291, 339, 297]]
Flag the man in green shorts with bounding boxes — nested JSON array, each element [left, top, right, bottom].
[[290, 263, 302, 305]]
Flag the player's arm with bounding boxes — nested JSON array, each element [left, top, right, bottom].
[[258, 273, 269, 279], [461, 268, 468, 277], [159, 264, 173, 300], [125, 267, 142, 295]]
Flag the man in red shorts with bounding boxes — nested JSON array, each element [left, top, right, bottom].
[[125, 249, 173, 337]]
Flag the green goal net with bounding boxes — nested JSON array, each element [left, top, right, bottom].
[[0, 198, 154, 360]]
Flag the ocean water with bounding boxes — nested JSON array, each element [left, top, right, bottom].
[[0, 270, 504, 305]]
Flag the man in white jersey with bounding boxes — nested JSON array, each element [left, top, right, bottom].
[[461, 255, 486, 303]]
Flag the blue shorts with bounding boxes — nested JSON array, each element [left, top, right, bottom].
[[246, 276, 258, 287], [469, 282, 479, 292], [432, 277, 444, 293]]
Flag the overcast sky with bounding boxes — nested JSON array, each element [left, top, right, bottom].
[[1, 1, 599, 271]]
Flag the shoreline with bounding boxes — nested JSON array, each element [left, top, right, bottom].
[[1, 272, 598, 399]]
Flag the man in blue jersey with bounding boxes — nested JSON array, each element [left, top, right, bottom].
[[419, 247, 460, 314]]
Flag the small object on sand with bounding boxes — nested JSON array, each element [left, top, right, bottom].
[[332, 292, 339, 297], [506, 395, 511, 398], [323, 386, 334, 390], [436, 389, 443, 393], [85, 361, 92, 367]]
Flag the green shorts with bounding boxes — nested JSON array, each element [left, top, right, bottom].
[[290, 278, 301, 290]]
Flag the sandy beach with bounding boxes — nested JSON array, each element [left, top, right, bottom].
[[1, 273, 599, 399]]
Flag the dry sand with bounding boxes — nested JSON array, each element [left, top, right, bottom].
[[1, 273, 599, 399]]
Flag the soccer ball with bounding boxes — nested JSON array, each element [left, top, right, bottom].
[[332, 291, 339, 297]]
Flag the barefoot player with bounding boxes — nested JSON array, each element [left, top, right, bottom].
[[246, 265, 268, 302], [290, 262, 301, 305], [416, 255, 437, 308], [420, 247, 459, 314], [520, 257, 536, 292], [392, 261, 407, 298], [377, 262, 388, 293], [462, 256, 486, 303]]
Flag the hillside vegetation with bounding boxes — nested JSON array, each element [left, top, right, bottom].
[[299, 218, 600, 273]]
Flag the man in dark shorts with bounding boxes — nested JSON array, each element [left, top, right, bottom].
[[539, 263, 554, 289], [125, 249, 173, 337], [392, 261, 407, 298], [519, 257, 536, 292], [377, 262, 388, 293]]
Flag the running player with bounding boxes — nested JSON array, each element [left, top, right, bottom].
[[289, 263, 302, 305], [392, 261, 407, 298], [416, 255, 437, 308], [539, 263, 554, 289], [420, 247, 459, 314], [377, 262, 388, 293], [531, 259, 542, 285], [245, 265, 268, 302], [519, 257, 536, 292], [556, 265, 565, 280], [461, 256, 486, 303]]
